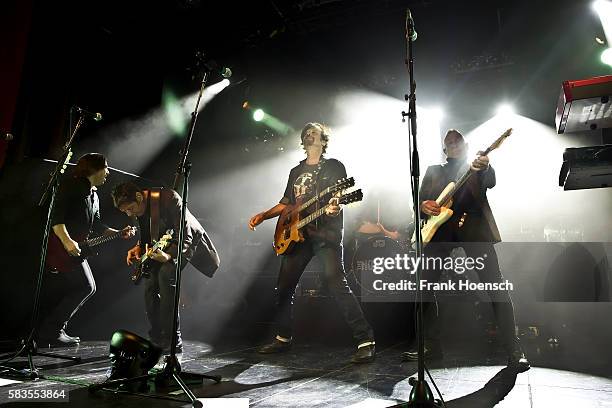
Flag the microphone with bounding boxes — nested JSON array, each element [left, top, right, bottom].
[[73, 106, 103, 121], [406, 8, 418, 41], [204, 60, 232, 78]]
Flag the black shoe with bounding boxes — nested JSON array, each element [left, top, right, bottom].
[[507, 350, 530, 373], [401, 342, 443, 362], [351, 343, 375, 364], [257, 338, 291, 354]]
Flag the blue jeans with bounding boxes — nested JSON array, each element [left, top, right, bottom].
[[275, 240, 374, 345]]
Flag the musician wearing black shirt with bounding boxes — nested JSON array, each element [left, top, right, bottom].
[[249, 123, 375, 363], [41, 153, 134, 344], [112, 182, 220, 353]]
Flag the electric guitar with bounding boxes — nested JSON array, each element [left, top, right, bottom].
[[272, 177, 355, 255], [412, 128, 512, 247], [274, 187, 363, 255], [46, 227, 137, 273], [131, 229, 174, 284], [294, 177, 354, 212]]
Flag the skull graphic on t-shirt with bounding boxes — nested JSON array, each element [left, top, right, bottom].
[[293, 172, 314, 199]]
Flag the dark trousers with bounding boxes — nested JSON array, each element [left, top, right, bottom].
[[420, 242, 520, 354], [144, 262, 182, 350], [275, 239, 374, 345], [39, 260, 96, 338]]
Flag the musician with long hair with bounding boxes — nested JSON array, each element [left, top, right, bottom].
[[40, 153, 134, 345], [248, 122, 376, 363]]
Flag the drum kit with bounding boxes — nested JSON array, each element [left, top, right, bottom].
[[348, 201, 416, 300]]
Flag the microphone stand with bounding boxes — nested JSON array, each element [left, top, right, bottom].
[[89, 68, 220, 408], [161, 65, 222, 408], [395, 9, 443, 408], [0, 112, 87, 379]]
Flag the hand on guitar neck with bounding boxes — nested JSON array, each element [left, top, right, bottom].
[[110, 225, 137, 239], [324, 196, 341, 217], [126, 243, 171, 266], [147, 245, 172, 263], [470, 151, 490, 172]]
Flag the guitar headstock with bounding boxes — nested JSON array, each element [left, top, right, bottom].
[[157, 229, 174, 249], [60, 149, 73, 174], [484, 128, 512, 155], [330, 177, 355, 194], [339, 189, 363, 205]]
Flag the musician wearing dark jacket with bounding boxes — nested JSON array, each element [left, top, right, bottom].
[[112, 182, 220, 353], [248, 122, 375, 364], [402, 129, 530, 372], [41, 153, 134, 345]]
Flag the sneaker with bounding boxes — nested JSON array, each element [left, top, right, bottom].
[[351, 342, 375, 364], [257, 337, 292, 354], [57, 329, 80, 344]]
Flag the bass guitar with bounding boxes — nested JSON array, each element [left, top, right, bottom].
[[46, 227, 137, 273], [274, 187, 363, 255], [131, 229, 174, 284], [412, 128, 512, 247]]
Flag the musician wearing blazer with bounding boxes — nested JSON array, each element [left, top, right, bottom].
[[112, 182, 220, 353], [403, 129, 530, 372]]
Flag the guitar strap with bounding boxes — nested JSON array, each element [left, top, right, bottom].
[[149, 188, 161, 242], [312, 158, 326, 229]]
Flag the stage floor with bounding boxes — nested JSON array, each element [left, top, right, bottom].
[[1, 340, 611, 407]]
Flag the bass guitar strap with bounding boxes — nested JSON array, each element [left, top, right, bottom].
[[149, 188, 161, 243]]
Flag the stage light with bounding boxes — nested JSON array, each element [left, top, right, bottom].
[[105, 329, 162, 390], [330, 91, 443, 195], [253, 109, 265, 122], [496, 104, 515, 116], [164, 90, 186, 136], [593, 0, 607, 13], [601, 47, 612, 66], [429, 106, 445, 120], [593, 0, 612, 44], [464, 115, 575, 238], [596, 36, 606, 45], [250, 108, 294, 134]]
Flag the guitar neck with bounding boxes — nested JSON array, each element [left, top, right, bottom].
[[298, 185, 334, 212], [439, 167, 474, 206], [297, 203, 331, 229], [85, 230, 123, 248], [437, 132, 507, 206]]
